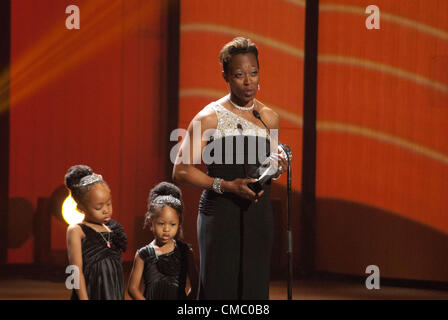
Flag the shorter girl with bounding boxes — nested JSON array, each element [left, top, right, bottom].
[[127, 182, 198, 300], [65, 165, 127, 300]]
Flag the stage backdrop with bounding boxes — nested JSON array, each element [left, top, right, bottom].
[[8, 0, 170, 263], [178, 0, 305, 277], [315, 0, 448, 282]]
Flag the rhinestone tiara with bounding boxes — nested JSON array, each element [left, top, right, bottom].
[[152, 195, 181, 206], [73, 173, 103, 188]]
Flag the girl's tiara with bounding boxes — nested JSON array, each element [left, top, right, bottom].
[[73, 173, 103, 188], [152, 195, 181, 207]]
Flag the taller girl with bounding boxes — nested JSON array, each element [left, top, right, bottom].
[[65, 165, 127, 300]]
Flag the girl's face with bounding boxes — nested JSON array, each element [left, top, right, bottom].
[[78, 183, 112, 224], [151, 206, 180, 245]]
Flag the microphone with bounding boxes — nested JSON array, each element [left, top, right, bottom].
[[252, 110, 270, 135], [236, 123, 247, 178], [253, 109, 290, 160], [247, 110, 292, 194]]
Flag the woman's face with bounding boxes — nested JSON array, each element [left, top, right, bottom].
[[224, 53, 259, 105], [78, 183, 112, 224]]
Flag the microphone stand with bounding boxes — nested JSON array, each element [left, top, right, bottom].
[[285, 149, 292, 300], [236, 123, 246, 300], [252, 110, 293, 300]]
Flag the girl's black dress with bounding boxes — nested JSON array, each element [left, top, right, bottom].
[[197, 102, 274, 300], [71, 219, 127, 300], [137, 240, 191, 300]]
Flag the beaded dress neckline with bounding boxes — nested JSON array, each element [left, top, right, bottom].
[[206, 102, 269, 139]]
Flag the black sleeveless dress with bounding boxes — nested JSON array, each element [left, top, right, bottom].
[[71, 219, 127, 300], [197, 102, 274, 300], [137, 240, 191, 300]]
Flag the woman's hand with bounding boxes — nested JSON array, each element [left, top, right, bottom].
[[222, 178, 264, 201], [272, 150, 290, 179]]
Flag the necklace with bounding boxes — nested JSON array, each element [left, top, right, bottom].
[[229, 97, 255, 111], [98, 224, 112, 248]]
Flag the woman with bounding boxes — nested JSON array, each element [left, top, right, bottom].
[[173, 37, 288, 299]]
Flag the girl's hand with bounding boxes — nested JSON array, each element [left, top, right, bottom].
[[222, 178, 264, 201]]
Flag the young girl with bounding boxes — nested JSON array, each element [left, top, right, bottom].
[[65, 165, 127, 300], [127, 182, 198, 300]]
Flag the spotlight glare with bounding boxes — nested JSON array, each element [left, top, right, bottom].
[[62, 195, 84, 225]]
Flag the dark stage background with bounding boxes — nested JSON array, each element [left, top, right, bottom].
[[1, 0, 447, 291]]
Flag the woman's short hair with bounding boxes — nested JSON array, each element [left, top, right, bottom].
[[219, 37, 259, 74]]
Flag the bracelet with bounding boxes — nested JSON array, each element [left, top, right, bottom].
[[212, 178, 224, 194]]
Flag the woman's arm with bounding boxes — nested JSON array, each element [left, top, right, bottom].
[[172, 110, 217, 189], [66, 225, 88, 300], [127, 251, 146, 300], [186, 247, 199, 300], [173, 110, 261, 201], [258, 105, 289, 178]]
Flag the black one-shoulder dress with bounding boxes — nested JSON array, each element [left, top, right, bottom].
[[137, 240, 191, 300], [197, 102, 274, 300], [71, 219, 127, 300]]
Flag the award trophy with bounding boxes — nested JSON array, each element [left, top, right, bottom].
[[248, 143, 292, 194]]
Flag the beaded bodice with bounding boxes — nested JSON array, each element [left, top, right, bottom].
[[201, 101, 272, 180], [204, 102, 269, 139]]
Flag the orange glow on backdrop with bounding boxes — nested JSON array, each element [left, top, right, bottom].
[[315, 0, 448, 281], [9, 0, 168, 263], [316, 0, 448, 233]]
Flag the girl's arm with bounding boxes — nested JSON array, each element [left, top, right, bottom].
[[66, 225, 88, 300], [127, 251, 146, 300], [186, 247, 199, 300]]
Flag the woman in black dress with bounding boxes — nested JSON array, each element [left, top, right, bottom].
[[173, 37, 288, 299], [65, 165, 127, 300]]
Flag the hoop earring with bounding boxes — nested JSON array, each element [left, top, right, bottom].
[[258, 84, 260, 91]]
